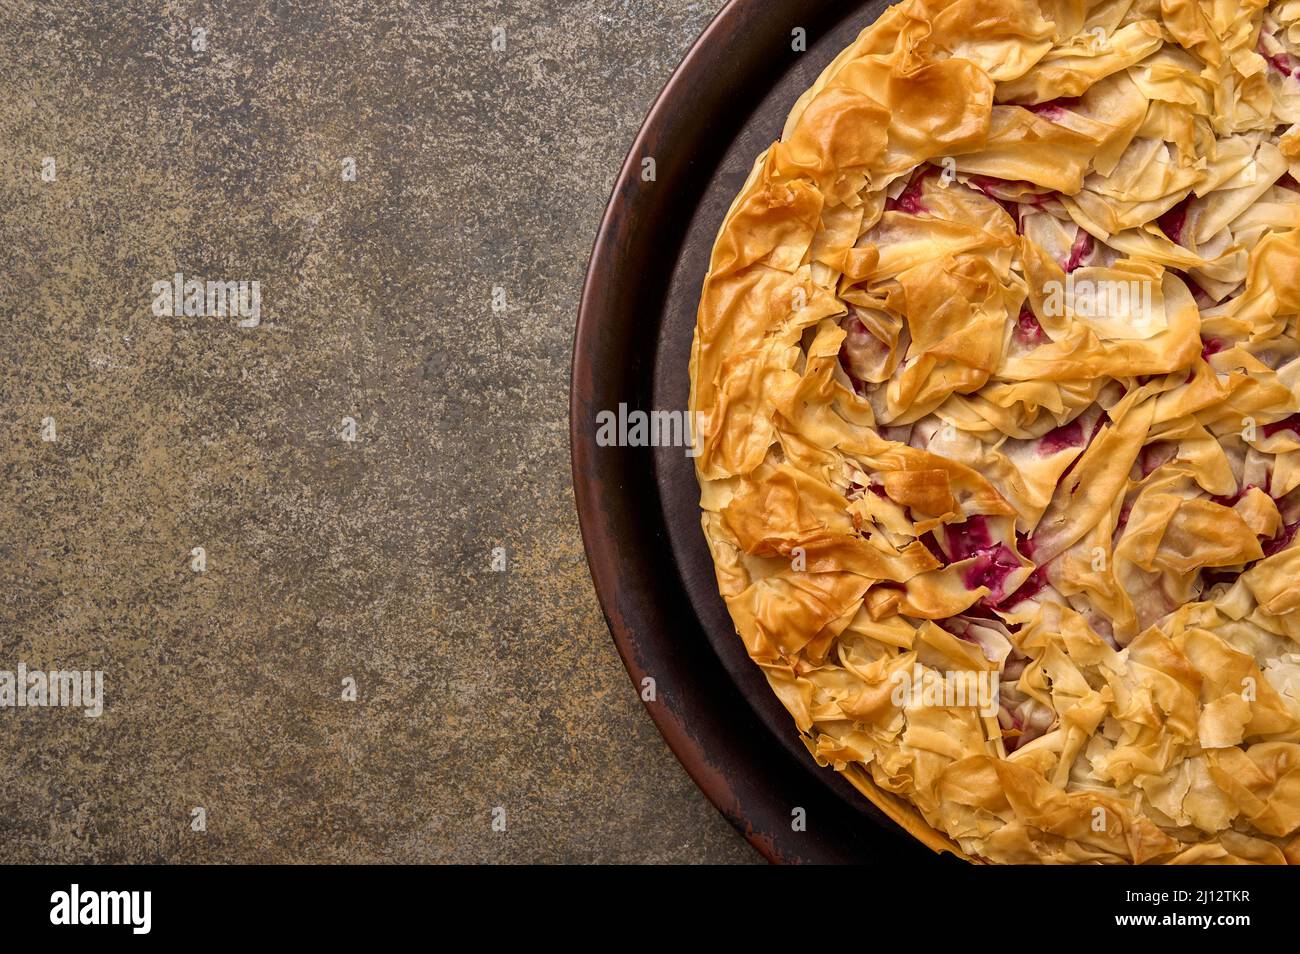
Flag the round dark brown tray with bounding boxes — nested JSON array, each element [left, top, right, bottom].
[[571, 0, 962, 865]]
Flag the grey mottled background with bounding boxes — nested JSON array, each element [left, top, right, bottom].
[[0, 0, 757, 863]]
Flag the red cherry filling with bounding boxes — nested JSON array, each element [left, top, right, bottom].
[[961, 545, 1023, 599], [1023, 97, 1082, 121], [1260, 41, 1297, 77], [1063, 229, 1094, 272], [934, 516, 1027, 602], [919, 531, 948, 565], [997, 564, 1049, 607], [1158, 196, 1192, 246], [1261, 413, 1300, 438], [1038, 419, 1085, 455], [1014, 305, 1047, 345], [1263, 520, 1300, 556], [943, 515, 993, 561], [885, 166, 936, 215], [1139, 441, 1178, 477]]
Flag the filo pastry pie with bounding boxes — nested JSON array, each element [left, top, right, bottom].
[[689, 0, 1300, 863]]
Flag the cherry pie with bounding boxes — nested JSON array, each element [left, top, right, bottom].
[[691, 0, 1300, 863]]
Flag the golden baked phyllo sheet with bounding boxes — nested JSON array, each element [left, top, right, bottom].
[[689, 0, 1300, 864]]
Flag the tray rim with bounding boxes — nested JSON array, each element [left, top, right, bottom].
[[570, 0, 935, 865], [572, 0, 783, 864]]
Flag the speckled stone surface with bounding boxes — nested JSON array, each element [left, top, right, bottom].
[[0, 0, 757, 863]]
